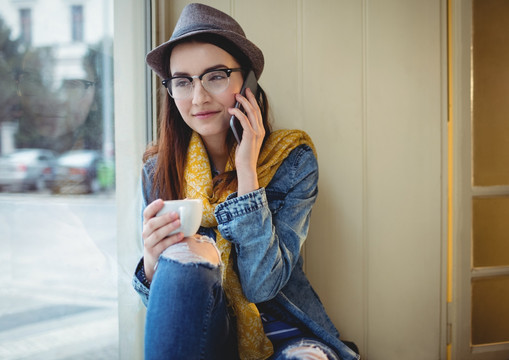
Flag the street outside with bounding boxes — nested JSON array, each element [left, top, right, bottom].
[[0, 192, 119, 359]]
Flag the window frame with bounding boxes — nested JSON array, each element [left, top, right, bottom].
[[113, 0, 151, 358]]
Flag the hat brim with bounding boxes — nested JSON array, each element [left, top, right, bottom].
[[146, 29, 264, 80]]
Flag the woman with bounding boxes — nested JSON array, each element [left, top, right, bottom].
[[132, 3, 359, 360]]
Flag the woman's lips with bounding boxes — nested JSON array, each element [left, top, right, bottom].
[[193, 110, 219, 119]]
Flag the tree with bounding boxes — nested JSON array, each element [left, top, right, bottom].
[[0, 16, 24, 125]]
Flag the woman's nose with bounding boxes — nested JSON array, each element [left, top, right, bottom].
[[191, 80, 210, 105]]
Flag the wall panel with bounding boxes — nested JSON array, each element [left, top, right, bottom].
[[365, 0, 443, 358], [301, 0, 365, 350]]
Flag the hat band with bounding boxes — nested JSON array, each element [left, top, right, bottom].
[[171, 24, 242, 41]]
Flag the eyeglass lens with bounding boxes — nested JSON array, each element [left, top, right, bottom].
[[168, 69, 234, 99]]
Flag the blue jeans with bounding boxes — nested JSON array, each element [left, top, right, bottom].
[[145, 256, 339, 360]]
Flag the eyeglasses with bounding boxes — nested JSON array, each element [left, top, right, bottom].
[[162, 68, 242, 100], [17, 72, 95, 98]]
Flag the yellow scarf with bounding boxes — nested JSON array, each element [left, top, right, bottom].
[[184, 129, 316, 360]]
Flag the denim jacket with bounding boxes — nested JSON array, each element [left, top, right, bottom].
[[132, 144, 359, 360]]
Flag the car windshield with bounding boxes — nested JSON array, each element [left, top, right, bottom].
[[58, 152, 96, 166], [4, 151, 40, 161]]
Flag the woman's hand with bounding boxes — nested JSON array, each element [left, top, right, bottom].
[[142, 199, 184, 282], [228, 88, 265, 196]]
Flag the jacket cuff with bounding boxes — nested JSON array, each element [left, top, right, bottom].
[[214, 187, 267, 224], [132, 258, 150, 306], [136, 259, 151, 288]]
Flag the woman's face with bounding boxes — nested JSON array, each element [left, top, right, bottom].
[[169, 42, 243, 145], [19, 50, 96, 139]]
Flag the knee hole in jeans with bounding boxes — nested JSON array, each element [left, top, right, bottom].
[[282, 344, 330, 360], [160, 235, 221, 266]]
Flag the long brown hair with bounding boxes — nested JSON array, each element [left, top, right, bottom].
[[143, 37, 272, 202]]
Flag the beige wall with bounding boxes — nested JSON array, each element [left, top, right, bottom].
[[237, 1, 446, 358], [116, 1, 447, 359]]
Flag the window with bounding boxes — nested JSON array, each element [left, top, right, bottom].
[[452, 0, 509, 358], [470, 0, 509, 347], [71, 5, 84, 42], [19, 8, 32, 44], [0, 0, 117, 358]]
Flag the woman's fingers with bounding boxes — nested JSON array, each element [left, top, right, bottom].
[[143, 230, 184, 282], [244, 88, 263, 130], [143, 198, 164, 223], [229, 99, 250, 132], [142, 200, 185, 282], [148, 231, 185, 257], [143, 201, 181, 250], [142, 210, 179, 242], [228, 88, 264, 139]]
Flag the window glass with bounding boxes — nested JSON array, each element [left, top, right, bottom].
[[472, 275, 509, 345], [472, 196, 509, 268], [470, 0, 509, 349], [472, 0, 509, 186], [0, 0, 117, 358]]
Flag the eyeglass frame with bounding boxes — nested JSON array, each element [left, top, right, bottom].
[[162, 67, 243, 99]]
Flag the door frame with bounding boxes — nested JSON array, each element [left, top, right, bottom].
[[450, 0, 509, 358]]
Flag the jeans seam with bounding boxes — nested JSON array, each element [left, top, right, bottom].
[[199, 283, 217, 359]]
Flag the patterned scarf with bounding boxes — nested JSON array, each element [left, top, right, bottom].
[[184, 129, 315, 360]]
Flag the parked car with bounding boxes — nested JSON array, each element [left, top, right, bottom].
[[52, 150, 103, 194], [0, 149, 57, 192]]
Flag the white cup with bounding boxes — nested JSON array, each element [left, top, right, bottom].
[[156, 199, 203, 237]]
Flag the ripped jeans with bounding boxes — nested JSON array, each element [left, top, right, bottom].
[[144, 236, 339, 360], [271, 338, 339, 360]]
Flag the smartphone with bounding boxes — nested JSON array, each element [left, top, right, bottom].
[[230, 70, 259, 143]]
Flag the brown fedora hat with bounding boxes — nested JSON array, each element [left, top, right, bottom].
[[146, 3, 264, 80]]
